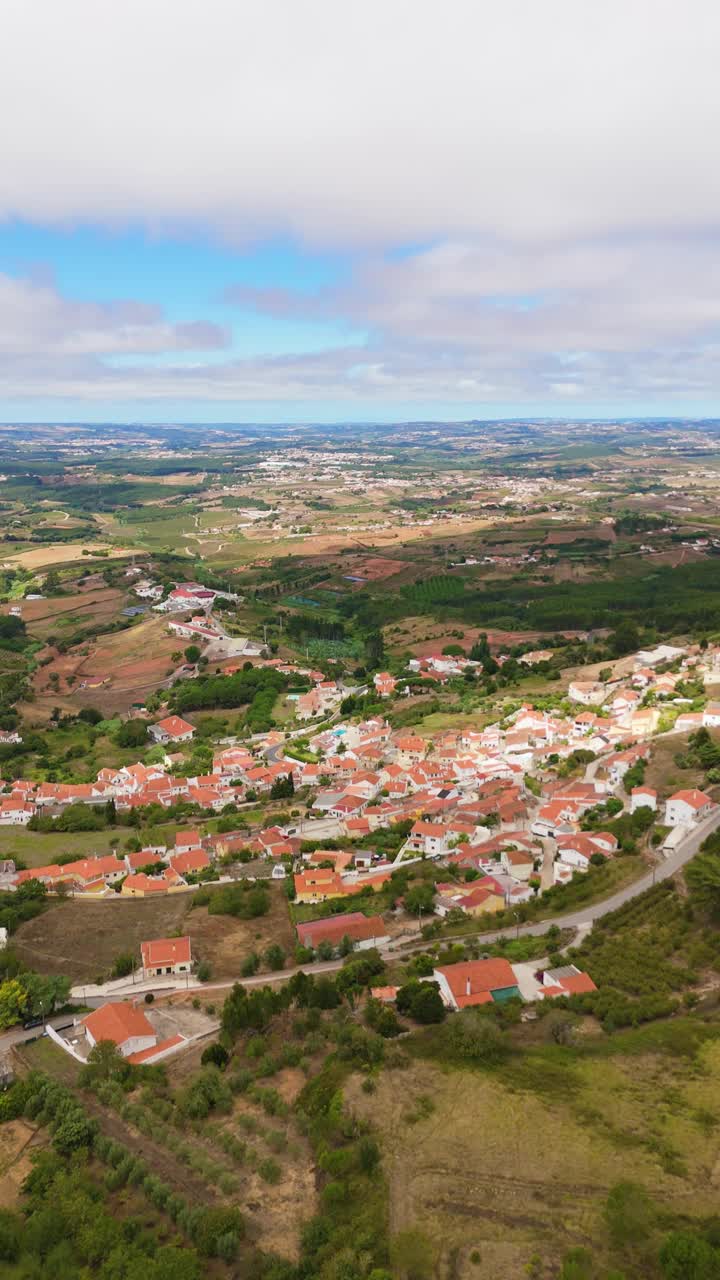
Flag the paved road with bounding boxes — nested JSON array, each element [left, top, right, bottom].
[[3, 811, 716, 1054], [462, 805, 720, 946]]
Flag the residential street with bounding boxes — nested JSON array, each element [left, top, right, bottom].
[[2, 810, 716, 1057]]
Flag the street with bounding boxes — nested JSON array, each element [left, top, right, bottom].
[[2, 810, 716, 1056]]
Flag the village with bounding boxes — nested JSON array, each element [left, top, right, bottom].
[[3, 623, 720, 1078]]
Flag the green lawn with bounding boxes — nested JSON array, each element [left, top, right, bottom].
[[0, 820, 183, 868]]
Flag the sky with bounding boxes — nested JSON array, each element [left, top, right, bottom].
[[1, 0, 720, 423]]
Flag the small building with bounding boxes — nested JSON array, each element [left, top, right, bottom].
[[433, 958, 520, 1010], [537, 965, 597, 999], [296, 911, 390, 951], [630, 786, 658, 813], [149, 715, 196, 745], [81, 1002, 157, 1059], [664, 788, 714, 827], [140, 936, 192, 981]]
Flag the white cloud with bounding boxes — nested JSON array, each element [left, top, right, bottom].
[[1, 0, 719, 247], [1, 1, 720, 410], [0, 273, 226, 356]]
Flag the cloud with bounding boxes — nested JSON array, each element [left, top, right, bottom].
[[0, 273, 227, 356], [1, 0, 720, 411], [1, 0, 719, 248]]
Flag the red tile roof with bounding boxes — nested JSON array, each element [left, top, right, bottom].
[[141, 936, 191, 968], [297, 913, 387, 948], [436, 958, 518, 1008], [83, 1001, 154, 1047]]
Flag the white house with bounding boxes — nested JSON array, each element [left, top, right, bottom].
[[568, 681, 608, 706], [140, 936, 192, 981], [630, 786, 658, 813], [702, 702, 720, 728], [664, 789, 714, 827], [405, 820, 450, 857], [149, 715, 195, 745], [81, 1002, 157, 1059], [0, 796, 35, 825]]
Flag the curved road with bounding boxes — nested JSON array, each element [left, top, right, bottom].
[[2, 810, 716, 1054]]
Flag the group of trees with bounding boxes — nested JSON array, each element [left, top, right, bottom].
[[0, 1070, 244, 1274], [192, 880, 270, 919], [171, 666, 284, 715]]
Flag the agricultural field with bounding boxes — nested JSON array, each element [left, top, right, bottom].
[[12, 884, 295, 983]]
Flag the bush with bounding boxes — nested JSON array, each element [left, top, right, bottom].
[[201, 1043, 229, 1070], [446, 1012, 507, 1063]]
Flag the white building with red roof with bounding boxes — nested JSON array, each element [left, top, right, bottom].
[[81, 1001, 157, 1058], [149, 715, 195, 744], [141, 936, 192, 980], [665, 788, 714, 827]]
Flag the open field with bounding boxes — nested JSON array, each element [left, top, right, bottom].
[[0, 1119, 48, 1210], [12, 885, 295, 983], [0, 543, 135, 569], [29, 613, 181, 717], [9, 585, 127, 639], [384, 615, 589, 655], [347, 1022, 720, 1279], [0, 827, 158, 867]]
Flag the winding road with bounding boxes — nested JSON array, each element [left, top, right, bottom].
[[2, 808, 716, 1055]]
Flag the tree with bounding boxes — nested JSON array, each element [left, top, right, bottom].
[[447, 1011, 506, 1062], [544, 1009, 578, 1046], [390, 1229, 436, 1280], [660, 1230, 719, 1279], [201, 1042, 229, 1070], [112, 952, 135, 978], [559, 1248, 595, 1280], [686, 852, 720, 912], [604, 1181, 654, 1250], [184, 645, 201, 663], [191, 1205, 245, 1257], [610, 620, 640, 657], [52, 1109, 96, 1155], [396, 979, 445, 1024], [115, 719, 149, 748], [78, 707, 103, 725], [364, 630, 385, 672], [0, 979, 27, 1029], [404, 884, 436, 916], [265, 944, 285, 971], [81, 1039, 127, 1085]]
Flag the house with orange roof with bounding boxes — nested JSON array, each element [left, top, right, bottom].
[[500, 846, 536, 881], [294, 867, 345, 904], [394, 734, 426, 767], [405, 820, 450, 857], [373, 672, 397, 697], [149, 715, 195, 744], [140, 936, 192, 980], [433, 958, 521, 1010], [0, 795, 35, 825], [537, 964, 597, 999], [630, 786, 657, 813], [296, 912, 389, 950], [169, 848, 211, 877], [121, 869, 183, 896], [81, 1001, 157, 1057], [665, 788, 714, 827]]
